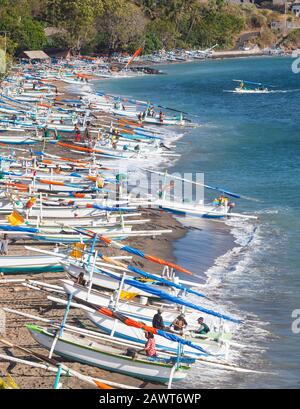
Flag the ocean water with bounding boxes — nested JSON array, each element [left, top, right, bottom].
[[94, 57, 300, 388]]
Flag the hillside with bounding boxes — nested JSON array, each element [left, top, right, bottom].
[[0, 0, 299, 58]]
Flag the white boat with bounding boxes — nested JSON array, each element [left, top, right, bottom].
[[28, 228, 169, 243], [61, 279, 198, 326], [233, 88, 270, 94], [231, 80, 272, 94], [0, 135, 41, 145], [63, 260, 178, 298], [113, 110, 188, 126], [0, 254, 64, 274], [45, 123, 86, 133], [27, 324, 191, 383], [133, 198, 257, 220], [86, 310, 228, 357]]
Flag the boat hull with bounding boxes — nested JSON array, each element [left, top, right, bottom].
[[28, 325, 188, 383]]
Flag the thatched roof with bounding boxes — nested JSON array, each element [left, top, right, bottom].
[[45, 48, 73, 59], [20, 50, 51, 60]]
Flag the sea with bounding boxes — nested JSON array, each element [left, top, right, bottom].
[[92, 56, 300, 389]]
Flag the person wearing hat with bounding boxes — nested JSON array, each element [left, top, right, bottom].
[[152, 308, 165, 330], [195, 317, 210, 335], [170, 313, 188, 335]]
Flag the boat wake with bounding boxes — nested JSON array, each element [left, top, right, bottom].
[[224, 89, 300, 94]]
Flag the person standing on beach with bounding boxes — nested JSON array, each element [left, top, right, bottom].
[[0, 234, 9, 255], [43, 126, 50, 139], [74, 125, 81, 142], [159, 111, 165, 124]]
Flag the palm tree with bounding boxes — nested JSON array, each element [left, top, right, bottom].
[[163, 0, 186, 32], [184, 1, 203, 43], [136, 0, 160, 20]]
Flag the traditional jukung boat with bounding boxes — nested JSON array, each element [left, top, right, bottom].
[[27, 324, 191, 383], [231, 80, 273, 94], [62, 279, 197, 325], [0, 254, 64, 274], [0, 135, 41, 145], [63, 259, 181, 298]]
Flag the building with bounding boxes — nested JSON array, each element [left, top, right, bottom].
[[46, 49, 73, 60], [291, 2, 300, 16], [19, 50, 51, 62]]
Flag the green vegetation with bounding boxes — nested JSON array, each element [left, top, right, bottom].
[[282, 29, 300, 49], [0, 0, 289, 57]]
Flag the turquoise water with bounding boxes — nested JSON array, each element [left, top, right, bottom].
[[95, 57, 300, 388]]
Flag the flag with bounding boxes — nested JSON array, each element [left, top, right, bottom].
[[25, 197, 36, 209], [93, 380, 113, 389], [6, 210, 24, 226], [120, 290, 138, 301], [70, 242, 86, 259], [102, 255, 127, 268], [125, 48, 142, 68]]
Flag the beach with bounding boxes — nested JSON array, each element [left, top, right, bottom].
[[0, 55, 299, 390]]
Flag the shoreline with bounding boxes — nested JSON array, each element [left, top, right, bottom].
[[130, 51, 291, 70]]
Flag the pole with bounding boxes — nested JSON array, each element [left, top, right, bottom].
[[114, 272, 126, 310], [48, 293, 73, 359], [87, 250, 98, 301], [87, 233, 97, 264], [168, 364, 177, 390], [53, 364, 62, 389]]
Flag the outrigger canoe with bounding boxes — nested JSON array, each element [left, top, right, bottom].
[[27, 324, 191, 383]]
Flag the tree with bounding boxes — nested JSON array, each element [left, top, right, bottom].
[[96, 0, 147, 52], [0, 1, 47, 53], [146, 19, 179, 49], [46, 0, 104, 52]]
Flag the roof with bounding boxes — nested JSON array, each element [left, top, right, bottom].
[[46, 48, 72, 59], [21, 50, 51, 60]]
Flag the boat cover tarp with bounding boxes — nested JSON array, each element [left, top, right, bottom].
[[128, 265, 207, 299], [88, 264, 240, 324]]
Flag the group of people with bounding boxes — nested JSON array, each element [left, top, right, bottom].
[[147, 105, 155, 117], [213, 195, 235, 212], [113, 102, 125, 111], [152, 308, 210, 336], [137, 109, 165, 124], [126, 309, 210, 359]]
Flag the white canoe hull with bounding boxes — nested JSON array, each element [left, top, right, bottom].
[[28, 325, 189, 383], [62, 280, 197, 326], [64, 261, 175, 298]]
